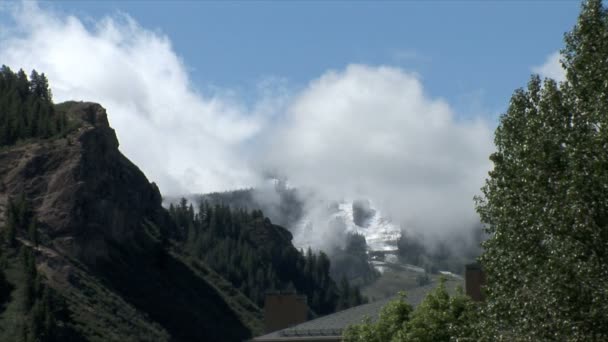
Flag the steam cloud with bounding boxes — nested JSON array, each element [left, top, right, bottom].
[[0, 3, 495, 242], [259, 65, 493, 236]]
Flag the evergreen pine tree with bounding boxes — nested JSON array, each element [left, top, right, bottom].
[[0, 66, 64, 147], [21, 247, 37, 311], [0, 267, 11, 304], [5, 208, 16, 247], [28, 220, 38, 247]]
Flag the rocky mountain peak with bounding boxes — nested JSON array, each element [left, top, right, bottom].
[[0, 101, 168, 263]]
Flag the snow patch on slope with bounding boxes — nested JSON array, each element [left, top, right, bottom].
[[292, 199, 401, 253]]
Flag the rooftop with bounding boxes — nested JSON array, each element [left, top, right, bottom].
[[252, 283, 446, 341]]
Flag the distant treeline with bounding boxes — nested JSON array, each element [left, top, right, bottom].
[[0, 65, 69, 147]]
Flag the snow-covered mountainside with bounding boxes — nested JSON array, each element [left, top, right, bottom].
[[292, 199, 401, 253], [194, 184, 480, 276], [194, 180, 401, 256]]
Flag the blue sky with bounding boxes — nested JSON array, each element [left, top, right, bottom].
[[41, 1, 579, 119]]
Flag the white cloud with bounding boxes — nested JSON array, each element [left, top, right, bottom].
[[261, 65, 493, 235], [0, 3, 494, 238], [532, 51, 566, 82], [0, 2, 270, 195]]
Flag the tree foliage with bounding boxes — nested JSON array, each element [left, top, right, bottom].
[[0, 194, 76, 341], [19, 247, 71, 342], [475, 0, 608, 340], [0, 65, 67, 147], [343, 278, 478, 342], [3, 195, 39, 247]]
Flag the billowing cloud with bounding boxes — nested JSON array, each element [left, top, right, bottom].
[[0, 2, 273, 195], [0, 3, 494, 240], [532, 51, 566, 82], [261, 65, 493, 236]]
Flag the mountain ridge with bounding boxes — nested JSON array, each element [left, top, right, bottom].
[[0, 95, 262, 341]]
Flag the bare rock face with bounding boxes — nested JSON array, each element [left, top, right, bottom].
[[0, 102, 169, 263]]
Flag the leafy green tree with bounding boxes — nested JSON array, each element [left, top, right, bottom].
[[404, 279, 478, 342], [344, 279, 478, 342], [475, 0, 608, 340], [344, 292, 413, 342]]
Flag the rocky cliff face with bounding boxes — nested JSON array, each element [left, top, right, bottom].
[[0, 101, 259, 341], [0, 102, 170, 262]]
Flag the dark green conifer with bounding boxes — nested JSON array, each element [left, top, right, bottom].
[[0, 66, 66, 147], [28, 220, 38, 247]]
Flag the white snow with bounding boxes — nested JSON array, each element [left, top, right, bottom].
[[292, 199, 402, 255], [333, 200, 402, 252]]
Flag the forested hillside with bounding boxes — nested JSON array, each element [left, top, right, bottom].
[[0, 73, 263, 341], [0, 66, 368, 340], [198, 188, 381, 285], [169, 199, 366, 315], [199, 182, 305, 229]]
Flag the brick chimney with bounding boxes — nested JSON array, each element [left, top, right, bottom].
[[465, 262, 485, 301], [264, 292, 308, 333]]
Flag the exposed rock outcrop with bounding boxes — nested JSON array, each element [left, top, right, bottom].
[[0, 101, 170, 262]]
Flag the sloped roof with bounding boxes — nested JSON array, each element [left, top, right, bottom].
[[252, 283, 445, 341]]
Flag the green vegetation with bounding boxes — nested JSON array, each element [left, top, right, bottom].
[[344, 278, 478, 342], [0, 195, 261, 341], [0, 66, 69, 146], [475, 0, 608, 340], [0, 197, 81, 342], [350, 1, 608, 341], [3, 194, 42, 249], [169, 198, 367, 316], [18, 247, 73, 342], [200, 184, 305, 229], [92, 230, 256, 342]]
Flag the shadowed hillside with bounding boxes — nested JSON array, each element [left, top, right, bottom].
[[0, 66, 261, 341]]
